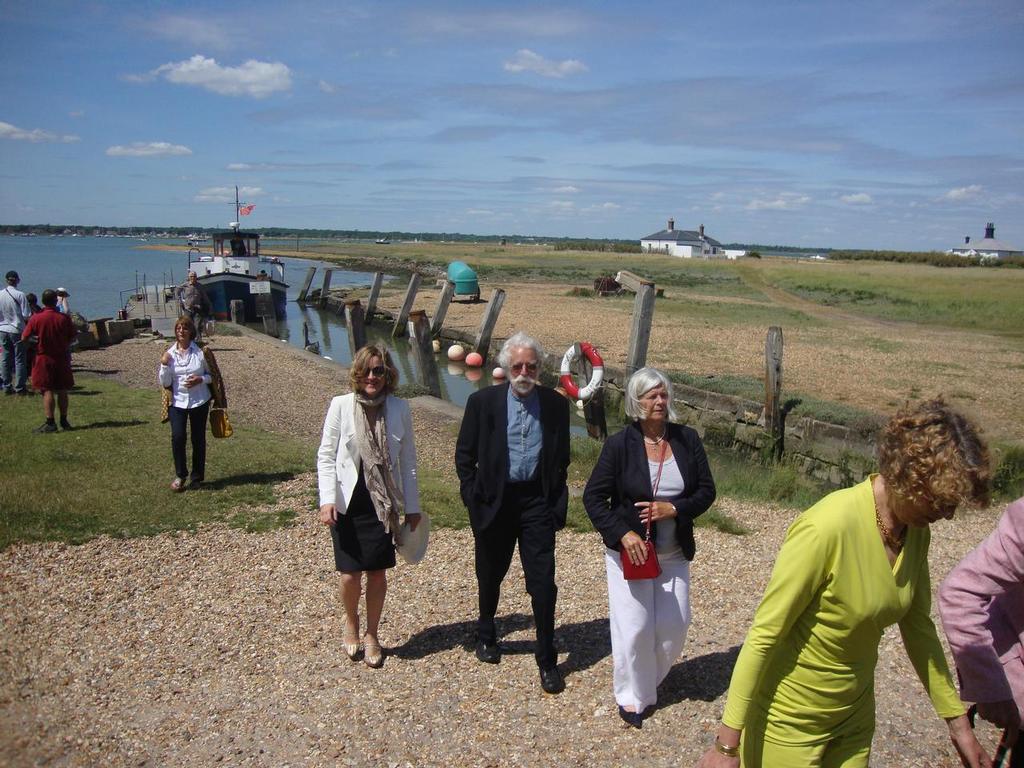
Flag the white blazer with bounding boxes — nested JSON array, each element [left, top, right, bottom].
[[317, 393, 421, 516]]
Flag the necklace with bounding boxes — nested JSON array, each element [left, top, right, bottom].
[[643, 429, 666, 446], [874, 505, 905, 551]]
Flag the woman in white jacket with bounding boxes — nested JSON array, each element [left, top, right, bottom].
[[317, 345, 421, 668]]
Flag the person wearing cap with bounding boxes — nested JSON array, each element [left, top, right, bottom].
[[0, 270, 31, 395], [21, 289, 77, 431], [55, 288, 71, 315]]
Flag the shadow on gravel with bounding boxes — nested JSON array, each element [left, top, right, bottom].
[[203, 471, 298, 489], [656, 645, 741, 706], [391, 614, 613, 679], [391, 613, 534, 660], [74, 419, 149, 430]]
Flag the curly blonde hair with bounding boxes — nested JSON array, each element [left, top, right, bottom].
[[349, 345, 399, 395], [877, 397, 990, 513]]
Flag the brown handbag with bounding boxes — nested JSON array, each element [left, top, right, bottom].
[[620, 439, 667, 581], [209, 407, 233, 439]]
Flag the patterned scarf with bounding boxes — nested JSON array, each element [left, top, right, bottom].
[[354, 392, 404, 534]]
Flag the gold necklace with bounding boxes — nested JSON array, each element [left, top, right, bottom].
[[643, 429, 666, 445], [875, 505, 905, 551]]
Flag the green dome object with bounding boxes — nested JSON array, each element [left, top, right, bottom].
[[447, 261, 479, 296]]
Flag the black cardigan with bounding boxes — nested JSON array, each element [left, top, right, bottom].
[[583, 421, 716, 560]]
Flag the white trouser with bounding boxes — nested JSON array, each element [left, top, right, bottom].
[[605, 548, 691, 712]]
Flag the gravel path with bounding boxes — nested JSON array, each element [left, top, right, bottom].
[[0, 331, 1006, 767]]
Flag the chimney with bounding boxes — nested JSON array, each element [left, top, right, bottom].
[[699, 224, 705, 238], [965, 236, 970, 244], [667, 217, 674, 232], [985, 222, 995, 239]]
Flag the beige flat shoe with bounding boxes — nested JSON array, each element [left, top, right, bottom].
[[342, 622, 362, 661], [363, 636, 384, 669]]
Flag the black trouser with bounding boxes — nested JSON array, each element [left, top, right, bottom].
[[474, 479, 558, 669], [169, 401, 210, 482]]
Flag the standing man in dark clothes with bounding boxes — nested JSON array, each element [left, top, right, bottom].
[[455, 331, 571, 694], [22, 289, 77, 432]]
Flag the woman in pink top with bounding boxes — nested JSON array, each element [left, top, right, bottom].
[[939, 496, 1024, 766]]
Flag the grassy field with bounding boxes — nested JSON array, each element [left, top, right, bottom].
[[0, 376, 312, 549]]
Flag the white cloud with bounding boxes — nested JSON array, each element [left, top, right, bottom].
[[106, 141, 192, 157], [943, 184, 983, 201], [840, 192, 873, 205], [132, 55, 292, 98], [553, 185, 579, 193], [504, 49, 587, 79], [746, 193, 811, 211], [601, 202, 620, 209], [548, 200, 575, 210], [0, 120, 79, 143], [318, 79, 337, 94], [195, 186, 264, 203], [467, 208, 494, 216]]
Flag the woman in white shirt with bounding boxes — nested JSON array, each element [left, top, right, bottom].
[[158, 315, 212, 491], [583, 367, 717, 728]]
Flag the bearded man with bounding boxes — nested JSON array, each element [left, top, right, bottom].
[[455, 331, 571, 694]]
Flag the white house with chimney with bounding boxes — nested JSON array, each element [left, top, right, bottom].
[[640, 219, 733, 258], [948, 222, 1022, 260]]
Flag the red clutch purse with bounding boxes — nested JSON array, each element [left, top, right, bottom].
[[620, 440, 666, 581]]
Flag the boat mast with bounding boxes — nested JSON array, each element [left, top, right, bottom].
[[234, 185, 240, 228]]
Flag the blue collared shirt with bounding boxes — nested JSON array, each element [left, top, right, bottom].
[[506, 386, 541, 482]]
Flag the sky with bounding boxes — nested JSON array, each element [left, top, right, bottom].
[[1, 0, 1022, 250]]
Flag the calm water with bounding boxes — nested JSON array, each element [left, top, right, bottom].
[[0, 235, 497, 408]]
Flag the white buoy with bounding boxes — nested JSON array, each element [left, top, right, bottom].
[[492, 367, 506, 380], [431, 339, 441, 353], [447, 344, 466, 361]]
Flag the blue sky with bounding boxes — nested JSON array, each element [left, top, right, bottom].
[[1, 0, 1022, 250]]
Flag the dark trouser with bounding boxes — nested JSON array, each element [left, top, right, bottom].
[[169, 401, 210, 482], [474, 479, 558, 669]]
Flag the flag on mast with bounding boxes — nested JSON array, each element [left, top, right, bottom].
[[239, 204, 255, 216]]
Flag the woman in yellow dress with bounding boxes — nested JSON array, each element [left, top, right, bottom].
[[697, 398, 992, 768]]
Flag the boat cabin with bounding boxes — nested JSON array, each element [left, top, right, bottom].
[[188, 230, 285, 283]]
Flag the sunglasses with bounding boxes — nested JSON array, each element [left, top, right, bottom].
[[510, 362, 538, 374], [365, 365, 387, 378]]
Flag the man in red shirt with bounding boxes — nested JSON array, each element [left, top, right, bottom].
[[22, 289, 77, 433]]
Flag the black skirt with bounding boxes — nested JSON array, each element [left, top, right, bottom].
[[329, 469, 396, 572]]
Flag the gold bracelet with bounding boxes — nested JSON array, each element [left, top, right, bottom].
[[714, 737, 740, 758]]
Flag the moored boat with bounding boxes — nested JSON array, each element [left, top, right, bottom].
[[189, 229, 287, 321]]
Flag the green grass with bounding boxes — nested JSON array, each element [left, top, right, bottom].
[[0, 376, 311, 549], [753, 259, 1024, 334]]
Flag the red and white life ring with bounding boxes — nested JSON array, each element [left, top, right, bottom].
[[559, 342, 604, 401]]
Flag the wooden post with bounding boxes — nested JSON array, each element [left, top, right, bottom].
[[229, 300, 245, 324], [573, 342, 608, 440], [625, 280, 656, 375], [344, 299, 367, 353], [765, 326, 784, 460], [318, 269, 334, 307], [408, 310, 442, 397], [430, 280, 456, 336], [365, 272, 384, 325], [391, 273, 421, 337], [296, 267, 316, 303], [261, 315, 278, 338], [474, 288, 506, 362]]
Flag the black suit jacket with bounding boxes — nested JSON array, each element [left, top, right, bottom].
[[582, 421, 716, 560], [455, 383, 571, 534]]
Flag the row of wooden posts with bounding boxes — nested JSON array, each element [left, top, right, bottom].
[[291, 266, 786, 454]]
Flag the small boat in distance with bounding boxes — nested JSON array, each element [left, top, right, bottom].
[[375, 237, 391, 244]]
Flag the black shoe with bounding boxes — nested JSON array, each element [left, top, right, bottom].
[[187, 478, 203, 490], [474, 640, 501, 664], [33, 422, 58, 433], [618, 706, 643, 729], [539, 666, 565, 695], [59, 419, 73, 430]]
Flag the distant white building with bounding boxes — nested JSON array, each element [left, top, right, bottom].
[[641, 218, 725, 258], [948, 222, 1022, 259]]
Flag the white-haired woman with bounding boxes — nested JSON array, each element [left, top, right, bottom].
[[583, 366, 716, 728]]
